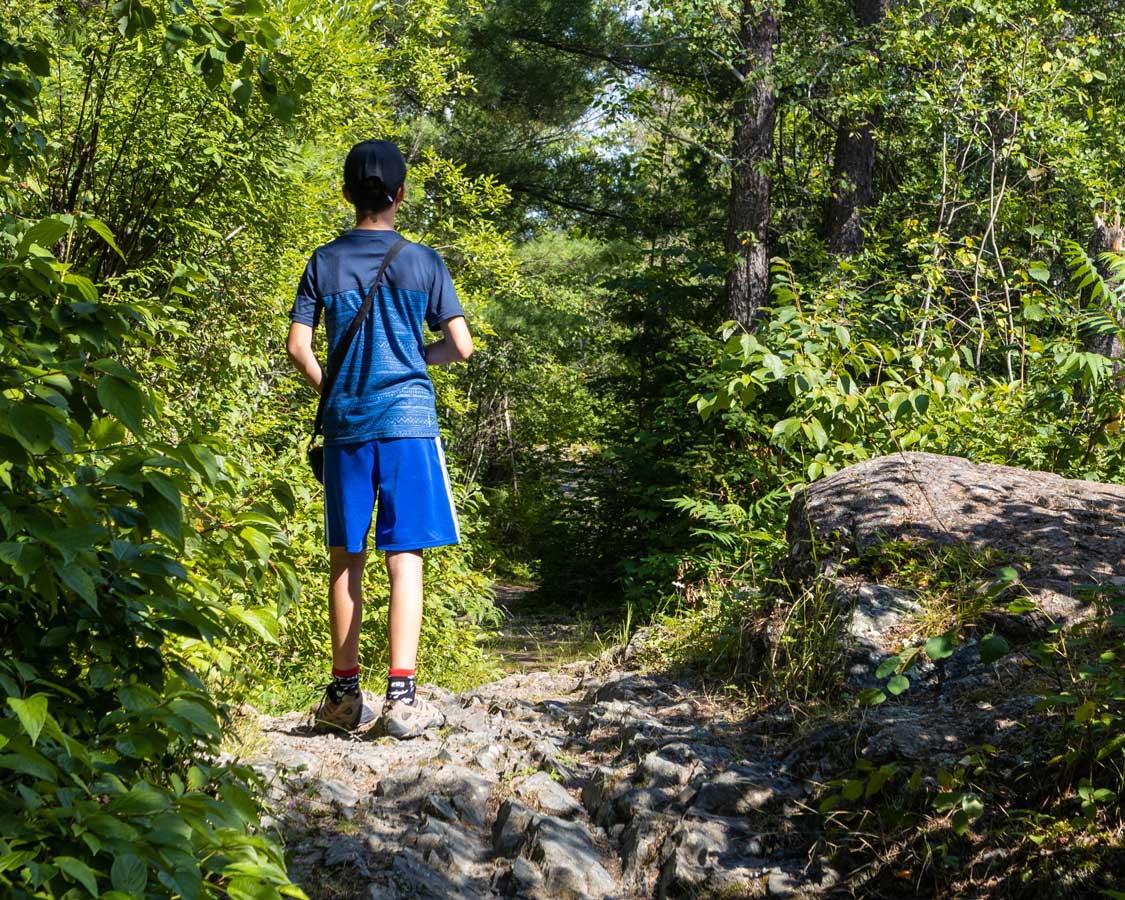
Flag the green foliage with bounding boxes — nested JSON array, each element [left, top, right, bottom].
[[0, 212, 300, 897], [0, 0, 527, 892], [817, 584, 1125, 895]]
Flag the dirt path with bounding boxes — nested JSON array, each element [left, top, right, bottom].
[[246, 649, 831, 900], [485, 583, 615, 673]]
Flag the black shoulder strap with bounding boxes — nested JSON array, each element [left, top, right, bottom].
[[312, 236, 410, 438]]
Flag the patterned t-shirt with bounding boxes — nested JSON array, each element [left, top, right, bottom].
[[289, 229, 464, 444]]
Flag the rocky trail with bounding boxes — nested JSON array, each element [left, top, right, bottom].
[[245, 629, 1043, 900], [246, 646, 835, 900], [241, 454, 1125, 900]]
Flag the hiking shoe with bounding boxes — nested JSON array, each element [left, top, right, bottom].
[[310, 687, 377, 735], [381, 695, 445, 739]]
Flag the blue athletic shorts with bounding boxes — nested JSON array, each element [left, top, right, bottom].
[[323, 436, 460, 553]]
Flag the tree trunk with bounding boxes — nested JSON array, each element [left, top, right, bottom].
[[724, 1, 779, 330], [825, 0, 890, 257], [1081, 212, 1125, 361]]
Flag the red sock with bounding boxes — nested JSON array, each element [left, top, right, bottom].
[[332, 665, 361, 678]]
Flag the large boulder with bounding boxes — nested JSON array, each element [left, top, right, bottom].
[[786, 452, 1125, 600]]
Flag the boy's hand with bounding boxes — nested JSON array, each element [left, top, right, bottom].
[[425, 316, 473, 366], [286, 322, 324, 392]]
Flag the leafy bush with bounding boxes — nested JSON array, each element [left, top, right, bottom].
[[0, 215, 300, 897]]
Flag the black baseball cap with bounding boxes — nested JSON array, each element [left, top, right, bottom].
[[343, 139, 406, 204]]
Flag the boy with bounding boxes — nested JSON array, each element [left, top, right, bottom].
[[286, 139, 473, 738]]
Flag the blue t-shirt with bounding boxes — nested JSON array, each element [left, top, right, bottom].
[[289, 229, 464, 444]]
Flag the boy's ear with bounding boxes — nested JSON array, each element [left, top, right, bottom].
[[393, 183, 405, 206]]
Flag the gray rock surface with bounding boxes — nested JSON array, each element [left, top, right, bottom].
[[249, 668, 821, 900], [243, 455, 1117, 899], [515, 771, 584, 818], [787, 451, 1125, 600], [247, 624, 1054, 900], [842, 582, 922, 654]]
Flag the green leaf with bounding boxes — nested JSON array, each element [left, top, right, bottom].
[[0, 747, 57, 781], [1075, 700, 1096, 724], [761, 353, 785, 379], [167, 697, 221, 739], [231, 78, 253, 105], [164, 22, 194, 46], [805, 417, 828, 450], [875, 656, 902, 678], [143, 482, 183, 545], [111, 852, 147, 894], [17, 215, 72, 256], [978, 633, 1009, 666], [857, 687, 886, 706], [97, 375, 147, 434], [267, 92, 296, 120], [887, 675, 910, 696], [239, 526, 271, 561], [770, 417, 800, 442], [7, 403, 54, 454], [81, 217, 126, 260], [227, 605, 278, 643], [1028, 261, 1050, 282], [951, 808, 969, 835], [184, 443, 222, 483], [110, 781, 170, 816], [64, 273, 99, 303], [841, 779, 865, 801], [24, 48, 51, 77], [7, 695, 48, 745], [1007, 596, 1037, 614], [961, 794, 984, 819], [55, 563, 98, 610], [56, 856, 98, 895], [925, 633, 956, 661]]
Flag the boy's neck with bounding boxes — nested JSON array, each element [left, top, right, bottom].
[[354, 209, 396, 231]]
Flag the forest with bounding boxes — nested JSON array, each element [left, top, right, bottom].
[[1, 0, 1124, 897]]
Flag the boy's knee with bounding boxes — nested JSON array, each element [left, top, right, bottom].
[[329, 546, 367, 572]]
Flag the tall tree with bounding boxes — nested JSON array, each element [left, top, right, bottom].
[[725, 0, 780, 328], [825, 0, 890, 256]]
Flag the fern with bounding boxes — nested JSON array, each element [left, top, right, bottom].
[[1064, 240, 1125, 341]]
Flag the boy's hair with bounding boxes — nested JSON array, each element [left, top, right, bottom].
[[351, 175, 396, 215], [344, 139, 406, 216]]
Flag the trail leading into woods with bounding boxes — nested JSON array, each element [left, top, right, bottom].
[[247, 641, 833, 900]]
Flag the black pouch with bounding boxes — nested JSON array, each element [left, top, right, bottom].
[[307, 442, 324, 484]]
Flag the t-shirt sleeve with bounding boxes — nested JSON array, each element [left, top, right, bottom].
[[425, 252, 465, 332], [288, 254, 321, 327]]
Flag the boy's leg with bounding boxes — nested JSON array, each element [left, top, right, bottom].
[[380, 547, 444, 736], [312, 441, 378, 732], [385, 549, 423, 707], [373, 436, 459, 737], [329, 546, 367, 671], [386, 549, 424, 670]]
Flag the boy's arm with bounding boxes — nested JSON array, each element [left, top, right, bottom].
[[286, 322, 324, 393], [424, 315, 474, 366]]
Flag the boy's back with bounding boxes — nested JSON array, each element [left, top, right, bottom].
[[289, 230, 463, 443]]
